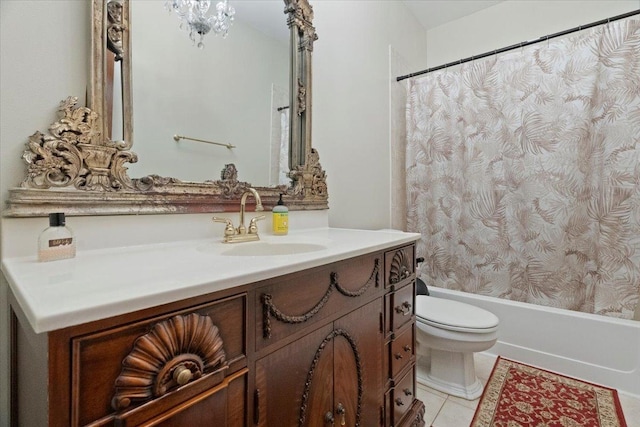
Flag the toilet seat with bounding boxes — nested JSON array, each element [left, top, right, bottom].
[[416, 296, 499, 333]]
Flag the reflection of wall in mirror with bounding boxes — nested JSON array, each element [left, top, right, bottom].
[[110, 53, 124, 141], [128, 1, 289, 185], [269, 83, 289, 186]]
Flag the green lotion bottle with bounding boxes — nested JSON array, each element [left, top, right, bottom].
[[272, 194, 289, 235]]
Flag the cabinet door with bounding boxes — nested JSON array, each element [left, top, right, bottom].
[[255, 298, 383, 427], [255, 323, 334, 427], [334, 298, 383, 427]]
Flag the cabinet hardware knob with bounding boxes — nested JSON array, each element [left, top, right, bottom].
[[336, 402, 346, 426], [404, 345, 412, 352], [173, 365, 193, 386], [403, 388, 413, 396], [394, 301, 412, 315], [325, 411, 335, 424], [395, 398, 405, 406], [394, 353, 403, 360]]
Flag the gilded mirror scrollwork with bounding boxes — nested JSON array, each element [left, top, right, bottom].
[[4, 0, 327, 217]]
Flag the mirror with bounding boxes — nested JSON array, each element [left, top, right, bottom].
[[127, 1, 289, 185], [5, 0, 327, 217]]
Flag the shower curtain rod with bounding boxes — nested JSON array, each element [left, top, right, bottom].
[[396, 9, 640, 82]]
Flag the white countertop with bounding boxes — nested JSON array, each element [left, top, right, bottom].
[[2, 227, 419, 334]]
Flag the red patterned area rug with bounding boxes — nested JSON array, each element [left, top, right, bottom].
[[470, 357, 627, 427]]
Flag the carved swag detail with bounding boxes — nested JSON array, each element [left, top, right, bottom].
[[262, 259, 379, 338], [111, 313, 227, 411]]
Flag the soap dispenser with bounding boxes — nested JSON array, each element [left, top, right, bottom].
[[272, 194, 289, 235], [38, 212, 76, 262]]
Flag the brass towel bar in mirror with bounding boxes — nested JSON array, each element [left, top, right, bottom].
[[173, 135, 236, 150]]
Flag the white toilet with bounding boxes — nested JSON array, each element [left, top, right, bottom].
[[415, 295, 499, 400]]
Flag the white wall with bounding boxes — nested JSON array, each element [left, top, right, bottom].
[[425, 0, 639, 68], [312, 1, 427, 229], [0, 1, 91, 209], [1, 3, 90, 425]]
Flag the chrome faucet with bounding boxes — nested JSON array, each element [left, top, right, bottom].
[[213, 188, 265, 243]]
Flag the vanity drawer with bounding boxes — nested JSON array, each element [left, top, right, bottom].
[[389, 366, 416, 426], [389, 323, 415, 380], [114, 368, 247, 427], [384, 244, 415, 289], [70, 293, 247, 427], [385, 282, 416, 334], [256, 252, 382, 351]]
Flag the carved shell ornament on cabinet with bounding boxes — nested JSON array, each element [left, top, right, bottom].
[[389, 250, 413, 285], [111, 313, 227, 411]]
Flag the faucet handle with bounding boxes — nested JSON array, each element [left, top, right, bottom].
[[248, 215, 266, 234], [212, 217, 236, 237]]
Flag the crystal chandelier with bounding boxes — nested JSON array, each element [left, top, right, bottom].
[[165, 0, 235, 48]]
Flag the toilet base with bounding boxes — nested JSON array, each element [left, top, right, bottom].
[[416, 349, 484, 400]]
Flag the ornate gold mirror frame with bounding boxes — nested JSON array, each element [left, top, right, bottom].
[[4, 0, 327, 217]]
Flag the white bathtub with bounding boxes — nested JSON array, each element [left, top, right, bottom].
[[428, 287, 640, 397]]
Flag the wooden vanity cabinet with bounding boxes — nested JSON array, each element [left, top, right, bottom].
[[252, 245, 424, 427], [10, 244, 425, 427]]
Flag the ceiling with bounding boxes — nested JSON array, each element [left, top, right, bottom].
[[234, 1, 507, 44], [402, 0, 505, 30]]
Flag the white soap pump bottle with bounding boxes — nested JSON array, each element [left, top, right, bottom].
[[38, 212, 76, 262]]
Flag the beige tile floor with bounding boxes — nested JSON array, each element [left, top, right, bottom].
[[415, 352, 640, 427]]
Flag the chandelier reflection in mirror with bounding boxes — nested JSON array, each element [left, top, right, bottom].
[[165, 0, 235, 48]]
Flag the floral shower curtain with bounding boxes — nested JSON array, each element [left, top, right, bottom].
[[406, 18, 640, 319]]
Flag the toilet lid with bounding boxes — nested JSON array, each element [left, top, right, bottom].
[[415, 296, 499, 331]]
